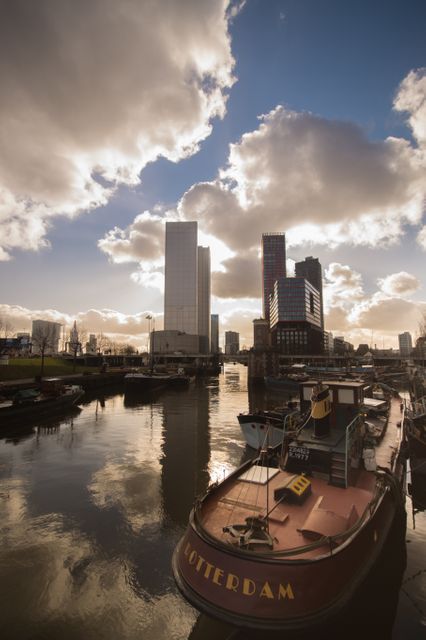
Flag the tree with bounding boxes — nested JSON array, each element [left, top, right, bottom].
[[0, 316, 14, 338], [32, 323, 59, 377]]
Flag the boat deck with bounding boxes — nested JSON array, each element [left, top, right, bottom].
[[200, 397, 403, 560]]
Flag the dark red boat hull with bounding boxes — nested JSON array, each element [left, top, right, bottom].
[[173, 487, 402, 630]]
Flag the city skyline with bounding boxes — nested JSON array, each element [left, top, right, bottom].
[[0, 1, 426, 349]]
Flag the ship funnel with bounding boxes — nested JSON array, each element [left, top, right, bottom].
[[311, 382, 331, 439]]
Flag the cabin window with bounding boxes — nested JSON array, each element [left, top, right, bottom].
[[338, 389, 354, 404], [303, 386, 314, 401]]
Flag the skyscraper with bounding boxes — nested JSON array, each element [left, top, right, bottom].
[[398, 331, 412, 357], [198, 246, 211, 353], [269, 277, 323, 354], [261, 233, 286, 322], [295, 256, 324, 329], [163, 221, 211, 353], [164, 221, 198, 334], [210, 314, 219, 353]]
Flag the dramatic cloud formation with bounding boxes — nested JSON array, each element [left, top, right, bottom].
[[323, 264, 426, 345], [0, 304, 163, 348], [377, 271, 421, 297], [0, 0, 236, 259], [100, 68, 426, 304]]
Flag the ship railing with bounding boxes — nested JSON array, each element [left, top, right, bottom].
[[194, 474, 385, 560], [344, 414, 361, 488]]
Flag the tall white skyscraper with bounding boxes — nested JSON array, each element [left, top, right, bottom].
[[398, 331, 412, 357], [198, 246, 211, 353], [164, 221, 211, 351], [164, 221, 198, 334]]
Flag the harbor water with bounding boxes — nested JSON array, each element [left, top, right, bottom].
[[0, 364, 424, 640]]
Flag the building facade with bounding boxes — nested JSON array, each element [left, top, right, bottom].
[[261, 232, 286, 322], [164, 221, 198, 335], [31, 319, 62, 355], [197, 246, 211, 354], [152, 330, 200, 354], [295, 256, 324, 330], [210, 314, 219, 353], [398, 331, 413, 357], [253, 318, 270, 349], [163, 221, 211, 353], [269, 277, 323, 354], [225, 331, 240, 355]]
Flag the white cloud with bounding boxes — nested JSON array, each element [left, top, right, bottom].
[[417, 225, 426, 250], [394, 67, 426, 145], [0, 0, 235, 259], [377, 271, 421, 297], [0, 303, 163, 347], [179, 102, 424, 254]]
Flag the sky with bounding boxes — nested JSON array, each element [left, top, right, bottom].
[[0, 0, 425, 350]]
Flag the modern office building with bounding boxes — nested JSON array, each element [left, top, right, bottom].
[[398, 331, 413, 357], [211, 314, 219, 353], [31, 319, 62, 355], [162, 221, 211, 353], [225, 331, 240, 355], [269, 277, 323, 354], [295, 256, 324, 329], [198, 246, 211, 353], [261, 232, 286, 322], [164, 221, 199, 334], [253, 318, 270, 349]]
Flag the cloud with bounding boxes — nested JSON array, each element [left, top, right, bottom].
[[179, 100, 424, 254], [417, 225, 426, 250], [394, 67, 426, 145], [212, 250, 261, 298], [0, 304, 163, 347], [322, 263, 426, 346], [0, 0, 235, 259], [377, 271, 421, 296]]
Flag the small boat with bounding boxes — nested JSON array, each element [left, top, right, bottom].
[[173, 380, 406, 630], [0, 378, 84, 426], [124, 369, 192, 392], [237, 403, 301, 450], [405, 396, 426, 511]]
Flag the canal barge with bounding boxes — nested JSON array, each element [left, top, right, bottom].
[[173, 380, 406, 630], [0, 378, 84, 426]]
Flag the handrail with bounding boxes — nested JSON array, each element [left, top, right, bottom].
[[344, 413, 360, 487]]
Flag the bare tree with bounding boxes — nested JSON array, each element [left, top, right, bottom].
[[0, 316, 14, 338], [32, 323, 59, 377]]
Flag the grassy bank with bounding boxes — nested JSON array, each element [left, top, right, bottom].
[[0, 358, 91, 381]]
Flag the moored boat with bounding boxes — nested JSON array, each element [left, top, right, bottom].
[[0, 378, 84, 426], [173, 380, 406, 630]]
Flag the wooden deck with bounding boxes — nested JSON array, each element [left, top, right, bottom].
[[200, 398, 404, 560]]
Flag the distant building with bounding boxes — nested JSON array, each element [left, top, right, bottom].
[[323, 331, 334, 355], [253, 318, 270, 349], [31, 319, 61, 355], [295, 256, 324, 330], [398, 331, 413, 357], [198, 246, 211, 354], [225, 331, 240, 355], [163, 221, 211, 353], [261, 233, 286, 322], [152, 330, 200, 354], [334, 336, 354, 355], [211, 314, 219, 353], [86, 334, 98, 355], [0, 335, 31, 357], [269, 277, 323, 354], [356, 343, 370, 357]]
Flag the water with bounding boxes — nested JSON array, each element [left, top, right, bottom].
[[0, 364, 424, 640]]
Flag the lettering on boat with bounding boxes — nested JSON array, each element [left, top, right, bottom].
[[183, 542, 295, 600]]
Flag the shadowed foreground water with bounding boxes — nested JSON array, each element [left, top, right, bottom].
[[0, 365, 424, 640]]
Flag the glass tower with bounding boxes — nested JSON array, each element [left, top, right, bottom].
[[164, 221, 198, 334], [261, 233, 286, 322]]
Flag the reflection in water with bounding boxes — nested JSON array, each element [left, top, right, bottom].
[[0, 365, 424, 639]]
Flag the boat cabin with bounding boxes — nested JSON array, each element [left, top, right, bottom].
[[285, 380, 366, 488]]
